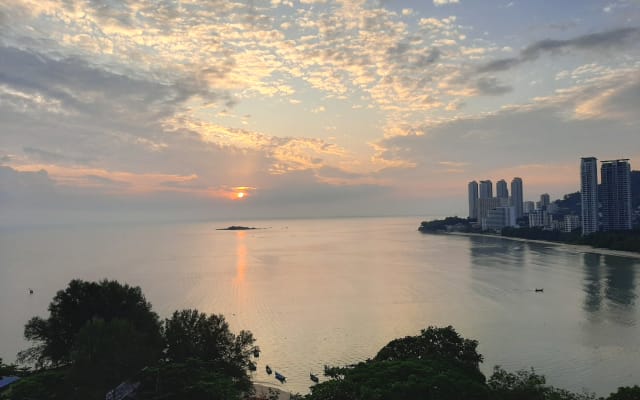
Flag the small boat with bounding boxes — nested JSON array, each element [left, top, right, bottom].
[[28, 288, 33, 295], [310, 373, 319, 383], [266, 365, 272, 375], [275, 372, 286, 383], [535, 288, 544, 293]]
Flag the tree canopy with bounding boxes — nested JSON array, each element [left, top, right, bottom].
[[163, 309, 257, 370], [374, 325, 483, 370], [20, 279, 163, 368]]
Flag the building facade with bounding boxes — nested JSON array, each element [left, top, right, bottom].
[[496, 179, 509, 200], [529, 210, 552, 229], [563, 215, 581, 233], [479, 180, 493, 199], [468, 181, 479, 220], [478, 197, 501, 222], [523, 201, 535, 214], [484, 206, 517, 231], [538, 193, 550, 210], [510, 177, 524, 218], [600, 159, 632, 231], [580, 157, 599, 235]]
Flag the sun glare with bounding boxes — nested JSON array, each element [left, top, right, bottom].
[[236, 192, 245, 199]]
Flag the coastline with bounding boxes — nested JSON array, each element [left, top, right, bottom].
[[251, 383, 294, 400], [444, 231, 640, 260]]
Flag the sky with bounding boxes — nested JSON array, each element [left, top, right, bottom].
[[1, 0, 639, 224]]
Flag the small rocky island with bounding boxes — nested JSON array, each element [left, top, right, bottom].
[[216, 226, 258, 230]]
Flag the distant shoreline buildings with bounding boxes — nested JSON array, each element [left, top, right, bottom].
[[580, 157, 632, 235], [467, 157, 634, 234], [468, 177, 523, 231]]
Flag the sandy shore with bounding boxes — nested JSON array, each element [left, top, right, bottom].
[[249, 383, 294, 400], [446, 231, 640, 259]]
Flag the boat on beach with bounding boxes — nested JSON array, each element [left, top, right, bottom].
[[266, 365, 272, 375]]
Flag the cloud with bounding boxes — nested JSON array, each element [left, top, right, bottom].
[[475, 77, 513, 95], [478, 28, 640, 73], [374, 70, 640, 188], [23, 146, 94, 164], [433, 0, 460, 5]]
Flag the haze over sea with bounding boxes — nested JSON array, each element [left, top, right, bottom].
[[1, 217, 639, 396]]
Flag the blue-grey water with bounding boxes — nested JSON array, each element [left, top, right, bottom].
[[1, 217, 639, 396]]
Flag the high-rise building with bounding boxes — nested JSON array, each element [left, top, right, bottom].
[[580, 157, 599, 235], [538, 193, 550, 210], [478, 197, 501, 222], [523, 201, 535, 214], [479, 180, 493, 199], [563, 215, 581, 233], [484, 206, 517, 231], [510, 177, 524, 218], [600, 159, 632, 231], [468, 181, 479, 220], [496, 179, 509, 199]]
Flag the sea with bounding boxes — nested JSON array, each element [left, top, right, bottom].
[[1, 216, 639, 396]]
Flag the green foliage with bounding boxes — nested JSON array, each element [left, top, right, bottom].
[[1, 368, 72, 400], [374, 325, 483, 371], [419, 217, 472, 233], [307, 326, 486, 400], [0, 357, 19, 377], [68, 318, 160, 397], [135, 358, 251, 400], [488, 367, 596, 400], [20, 279, 163, 368], [606, 385, 640, 400], [578, 230, 640, 253], [500, 227, 581, 243], [307, 359, 487, 400], [163, 309, 257, 373]]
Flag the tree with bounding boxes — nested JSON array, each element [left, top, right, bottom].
[[487, 367, 595, 400], [306, 359, 487, 400], [163, 309, 257, 373], [606, 386, 640, 400], [374, 326, 483, 371], [68, 318, 160, 398], [20, 279, 163, 368], [306, 326, 487, 400], [135, 359, 251, 400]]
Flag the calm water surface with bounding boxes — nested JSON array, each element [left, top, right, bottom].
[[1, 217, 639, 395]]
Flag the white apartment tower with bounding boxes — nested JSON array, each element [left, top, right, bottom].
[[580, 157, 599, 235]]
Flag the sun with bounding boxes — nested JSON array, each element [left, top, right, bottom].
[[236, 192, 245, 199]]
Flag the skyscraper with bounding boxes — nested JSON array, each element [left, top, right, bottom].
[[600, 159, 632, 231], [468, 181, 479, 220], [479, 180, 493, 199], [539, 193, 550, 210], [580, 157, 598, 235], [496, 179, 509, 199], [510, 177, 523, 218]]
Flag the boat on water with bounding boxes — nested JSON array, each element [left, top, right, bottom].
[[535, 288, 544, 292], [310, 373, 319, 383], [275, 372, 286, 383], [266, 365, 272, 375]]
